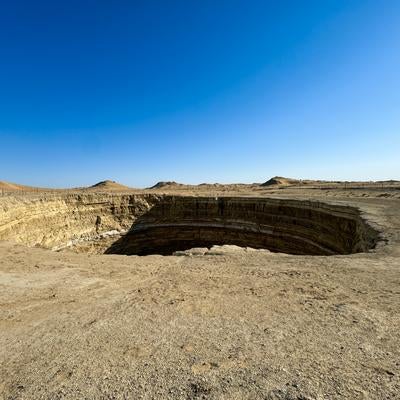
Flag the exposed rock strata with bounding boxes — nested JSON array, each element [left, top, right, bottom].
[[0, 194, 379, 256], [107, 196, 379, 255], [0, 194, 159, 249]]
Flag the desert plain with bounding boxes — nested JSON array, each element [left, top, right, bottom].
[[0, 177, 399, 399]]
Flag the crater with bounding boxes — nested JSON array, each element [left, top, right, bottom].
[[105, 196, 379, 256], [0, 194, 379, 256]]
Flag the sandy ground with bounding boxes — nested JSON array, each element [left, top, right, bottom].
[[0, 187, 399, 399]]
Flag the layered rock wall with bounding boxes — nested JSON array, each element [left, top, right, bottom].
[[0, 194, 378, 255], [0, 194, 158, 249], [108, 196, 378, 255]]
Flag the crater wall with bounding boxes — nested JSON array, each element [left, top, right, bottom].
[[107, 196, 379, 255], [0, 194, 379, 255], [0, 194, 158, 249]]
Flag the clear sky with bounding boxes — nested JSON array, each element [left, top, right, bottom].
[[1, 1, 399, 188]]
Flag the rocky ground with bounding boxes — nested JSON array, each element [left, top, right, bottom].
[[0, 183, 399, 399]]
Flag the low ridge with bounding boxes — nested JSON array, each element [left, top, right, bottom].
[[89, 180, 132, 190], [148, 181, 183, 189], [0, 180, 44, 192], [260, 176, 301, 186]]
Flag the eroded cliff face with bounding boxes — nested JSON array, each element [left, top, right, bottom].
[[107, 196, 379, 256], [0, 194, 379, 255], [0, 194, 160, 250]]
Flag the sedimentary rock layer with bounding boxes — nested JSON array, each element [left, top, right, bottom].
[[0, 193, 378, 255], [107, 196, 379, 255], [0, 194, 159, 249]]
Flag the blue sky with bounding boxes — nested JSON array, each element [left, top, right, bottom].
[[1, 0, 399, 188]]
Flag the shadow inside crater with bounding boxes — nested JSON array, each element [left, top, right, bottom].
[[104, 196, 379, 256]]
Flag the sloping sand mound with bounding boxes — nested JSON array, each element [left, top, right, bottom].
[[89, 180, 132, 191], [0, 181, 23, 191], [0, 180, 42, 191], [260, 176, 300, 186], [148, 181, 184, 189]]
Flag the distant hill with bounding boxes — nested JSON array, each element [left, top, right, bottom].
[[89, 180, 132, 191], [0, 180, 45, 192], [148, 181, 184, 190], [260, 176, 301, 186], [0, 181, 23, 191]]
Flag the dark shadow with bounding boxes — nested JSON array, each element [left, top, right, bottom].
[[105, 196, 379, 256]]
